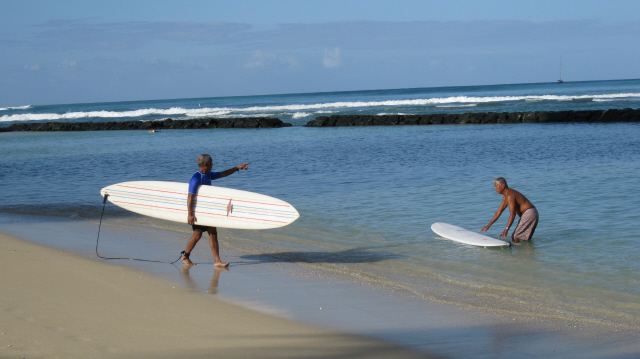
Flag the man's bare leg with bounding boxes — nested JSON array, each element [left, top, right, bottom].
[[207, 227, 229, 267], [182, 231, 203, 265]]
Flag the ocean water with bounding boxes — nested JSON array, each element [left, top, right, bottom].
[[2, 79, 640, 126], [1, 80, 640, 329]]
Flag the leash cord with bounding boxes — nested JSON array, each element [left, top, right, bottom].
[[96, 193, 182, 264]]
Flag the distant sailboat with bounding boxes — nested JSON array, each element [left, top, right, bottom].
[[557, 57, 564, 83]]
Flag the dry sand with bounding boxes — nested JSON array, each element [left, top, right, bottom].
[[0, 233, 433, 359]]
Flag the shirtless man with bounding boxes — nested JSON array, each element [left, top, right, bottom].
[[480, 177, 538, 243], [181, 154, 250, 266]]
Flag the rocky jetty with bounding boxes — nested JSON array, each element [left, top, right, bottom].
[[2, 117, 291, 132], [305, 108, 640, 127]]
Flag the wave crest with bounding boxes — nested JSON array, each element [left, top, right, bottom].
[[0, 105, 32, 111], [2, 93, 639, 123]]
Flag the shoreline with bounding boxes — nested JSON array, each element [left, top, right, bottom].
[[0, 231, 429, 359], [1, 108, 639, 132], [2, 214, 639, 358]]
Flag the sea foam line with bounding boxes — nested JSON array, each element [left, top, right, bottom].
[[0, 107, 232, 123], [221, 93, 640, 112], [0, 105, 32, 111], [2, 93, 640, 122], [436, 104, 478, 108]]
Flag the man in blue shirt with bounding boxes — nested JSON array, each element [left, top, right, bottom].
[[181, 154, 250, 266]]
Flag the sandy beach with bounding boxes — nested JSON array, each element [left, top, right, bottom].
[[0, 232, 431, 359], [2, 217, 639, 359]]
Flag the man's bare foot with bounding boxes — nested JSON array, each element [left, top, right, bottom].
[[181, 251, 196, 266], [214, 261, 229, 267]]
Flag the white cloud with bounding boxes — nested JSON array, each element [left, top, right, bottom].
[[23, 19, 640, 55], [323, 47, 341, 68], [245, 50, 299, 69], [62, 60, 77, 68], [245, 50, 277, 68], [279, 55, 299, 68], [24, 64, 39, 71], [30, 20, 253, 51]]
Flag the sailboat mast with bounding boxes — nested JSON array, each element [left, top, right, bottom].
[[557, 56, 564, 83]]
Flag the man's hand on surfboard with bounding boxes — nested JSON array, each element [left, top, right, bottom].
[[188, 214, 197, 225]]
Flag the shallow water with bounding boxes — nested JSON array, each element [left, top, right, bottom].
[[5, 214, 637, 359], [1, 121, 639, 328]]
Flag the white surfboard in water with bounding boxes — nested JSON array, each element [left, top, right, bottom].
[[100, 181, 299, 230], [431, 222, 510, 247]]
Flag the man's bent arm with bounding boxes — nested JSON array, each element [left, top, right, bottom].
[[187, 193, 196, 225], [501, 195, 518, 238]]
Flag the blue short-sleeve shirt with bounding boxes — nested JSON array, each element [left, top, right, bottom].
[[188, 170, 222, 194]]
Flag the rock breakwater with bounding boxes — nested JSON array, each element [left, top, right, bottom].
[[305, 108, 640, 127], [1, 117, 291, 132]]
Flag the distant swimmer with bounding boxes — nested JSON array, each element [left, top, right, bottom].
[[480, 177, 538, 243], [181, 154, 251, 267]]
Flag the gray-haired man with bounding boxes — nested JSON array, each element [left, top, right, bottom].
[[480, 177, 538, 243], [181, 154, 250, 266]]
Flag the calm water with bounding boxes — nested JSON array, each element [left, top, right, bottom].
[[1, 80, 640, 328]]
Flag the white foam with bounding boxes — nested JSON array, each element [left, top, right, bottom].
[[594, 97, 640, 102], [0, 105, 31, 111], [250, 92, 640, 111], [436, 104, 478, 108], [0, 107, 230, 123], [2, 92, 639, 122], [292, 112, 312, 119]]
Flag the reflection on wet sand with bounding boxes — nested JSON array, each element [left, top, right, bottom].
[[180, 265, 228, 294]]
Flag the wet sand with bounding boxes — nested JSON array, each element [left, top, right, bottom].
[[1, 215, 639, 359], [0, 232, 429, 359]]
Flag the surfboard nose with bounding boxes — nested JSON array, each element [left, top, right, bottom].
[[289, 205, 300, 220]]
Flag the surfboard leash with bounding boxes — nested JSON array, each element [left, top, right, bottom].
[[96, 193, 182, 264]]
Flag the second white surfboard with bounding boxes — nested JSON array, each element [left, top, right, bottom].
[[431, 222, 510, 247]]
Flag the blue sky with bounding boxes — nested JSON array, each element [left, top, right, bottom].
[[1, 0, 639, 106]]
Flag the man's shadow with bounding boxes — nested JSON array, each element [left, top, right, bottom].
[[239, 246, 405, 265]]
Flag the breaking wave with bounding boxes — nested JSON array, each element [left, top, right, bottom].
[[0, 105, 32, 111], [2, 93, 640, 123]]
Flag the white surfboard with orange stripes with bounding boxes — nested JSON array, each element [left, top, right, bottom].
[[100, 181, 299, 229]]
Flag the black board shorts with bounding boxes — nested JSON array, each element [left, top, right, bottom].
[[192, 224, 215, 232]]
